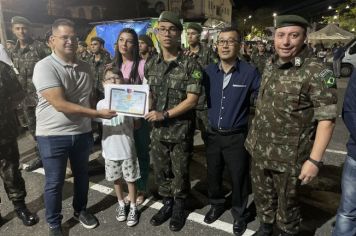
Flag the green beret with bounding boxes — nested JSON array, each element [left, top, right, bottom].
[[11, 16, 31, 26], [138, 35, 153, 47], [6, 40, 16, 45], [275, 15, 309, 29], [91, 37, 105, 45], [78, 41, 87, 47], [187, 23, 202, 34], [158, 11, 183, 31]]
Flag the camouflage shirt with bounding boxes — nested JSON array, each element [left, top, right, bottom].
[[145, 52, 202, 143], [190, 44, 218, 110], [89, 50, 112, 93], [77, 51, 92, 63], [245, 46, 337, 172], [251, 52, 271, 74], [0, 62, 25, 144], [11, 38, 49, 107]]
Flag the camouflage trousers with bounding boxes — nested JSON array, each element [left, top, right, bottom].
[[0, 141, 27, 205], [150, 137, 191, 199], [195, 109, 209, 144], [251, 160, 301, 235]]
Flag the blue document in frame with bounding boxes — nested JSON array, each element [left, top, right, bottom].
[[109, 88, 147, 116]]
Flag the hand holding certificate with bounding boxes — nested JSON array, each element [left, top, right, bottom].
[[104, 84, 150, 118]]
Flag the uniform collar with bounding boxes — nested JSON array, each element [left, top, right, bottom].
[[156, 50, 183, 64], [14, 37, 34, 51]]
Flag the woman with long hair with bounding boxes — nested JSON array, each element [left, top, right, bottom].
[[113, 28, 150, 205]]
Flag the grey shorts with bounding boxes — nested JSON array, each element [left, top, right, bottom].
[[105, 158, 141, 182]]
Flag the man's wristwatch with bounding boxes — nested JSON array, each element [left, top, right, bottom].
[[162, 110, 170, 120], [308, 157, 323, 168]]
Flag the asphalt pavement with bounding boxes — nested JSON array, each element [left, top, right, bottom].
[[0, 77, 350, 236]]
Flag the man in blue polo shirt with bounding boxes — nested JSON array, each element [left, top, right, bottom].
[[203, 27, 261, 236]]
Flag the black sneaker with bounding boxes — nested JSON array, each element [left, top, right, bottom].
[[25, 158, 43, 172], [74, 211, 98, 229], [49, 226, 63, 236]]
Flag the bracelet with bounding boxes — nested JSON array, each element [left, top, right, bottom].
[[162, 110, 170, 120], [308, 157, 323, 168]]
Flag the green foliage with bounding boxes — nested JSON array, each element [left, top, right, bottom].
[[322, 0, 356, 32]]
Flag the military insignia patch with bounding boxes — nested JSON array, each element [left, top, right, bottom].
[[295, 57, 301, 67], [319, 69, 336, 88], [192, 70, 202, 80]]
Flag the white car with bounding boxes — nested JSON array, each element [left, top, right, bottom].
[[341, 39, 356, 77]]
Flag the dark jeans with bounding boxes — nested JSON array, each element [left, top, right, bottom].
[[333, 156, 356, 236], [37, 132, 93, 228], [206, 129, 250, 221]]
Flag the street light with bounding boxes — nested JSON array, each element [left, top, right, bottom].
[[248, 15, 252, 19], [346, 5, 350, 9], [328, 6, 333, 10], [273, 12, 277, 27]]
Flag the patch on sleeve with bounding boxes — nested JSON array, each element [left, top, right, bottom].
[[319, 69, 336, 88], [192, 70, 202, 81]]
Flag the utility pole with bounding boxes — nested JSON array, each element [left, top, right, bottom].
[[0, 0, 8, 44]]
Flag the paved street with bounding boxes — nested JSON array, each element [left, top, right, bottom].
[[0, 78, 350, 236]]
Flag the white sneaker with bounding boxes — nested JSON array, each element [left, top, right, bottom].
[[126, 207, 138, 227], [116, 204, 126, 222]]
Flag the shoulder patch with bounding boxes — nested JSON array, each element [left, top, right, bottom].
[[319, 69, 336, 88], [192, 70, 202, 81]]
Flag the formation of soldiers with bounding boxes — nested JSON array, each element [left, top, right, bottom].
[[0, 10, 354, 236]]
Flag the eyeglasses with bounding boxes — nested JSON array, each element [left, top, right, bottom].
[[217, 39, 239, 46], [53, 35, 78, 42], [157, 27, 179, 35]]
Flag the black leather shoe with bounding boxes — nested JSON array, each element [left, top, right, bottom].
[[233, 220, 247, 236], [150, 198, 173, 226], [204, 205, 225, 224], [169, 199, 185, 231], [252, 223, 273, 236], [25, 158, 43, 172], [15, 207, 38, 226]]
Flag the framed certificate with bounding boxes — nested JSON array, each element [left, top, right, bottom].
[[105, 84, 149, 118]]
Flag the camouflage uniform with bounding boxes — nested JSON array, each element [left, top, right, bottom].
[[145, 52, 202, 199], [77, 51, 92, 63], [251, 52, 271, 74], [11, 38, 49, 135], [0, 61, 27, 205], [245, 46, 338, 234], [191, 44, 218, 142], [88, 50, 112, 100]]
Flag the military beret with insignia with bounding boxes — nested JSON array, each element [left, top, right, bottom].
[[158, 11, 183, 31], [187, 23, 202, 34], [11, 16, 32, 26], [275, 15, 309, 29], [139, 35, 153, 47], [91, 37, 105, 45], [6, 40, 15, 45], [78, 41, 87, 47]]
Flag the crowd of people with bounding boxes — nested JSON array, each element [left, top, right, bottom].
[[0, 10, 355, 236]]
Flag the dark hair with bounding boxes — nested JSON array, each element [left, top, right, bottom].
[[218, 27, 241, 42], [113, 28, 141, 84], [52, 18, 75, 32]]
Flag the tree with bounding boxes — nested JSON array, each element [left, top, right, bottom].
[[323, 0, 356, 32]]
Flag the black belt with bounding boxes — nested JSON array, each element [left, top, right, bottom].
[[210, 126, 247, 136]]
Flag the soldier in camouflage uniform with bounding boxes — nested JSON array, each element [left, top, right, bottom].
[[251, 41, 271, 74], [5, 40, 16, 55], [245, 15, 337, 236], [77, 41, 91, 63], [0, 60, 38, 226], [89, 37, 112, 100], [186, 23, 218, 143], [144, 11, 202, 232], [10, 16, 50, 172]]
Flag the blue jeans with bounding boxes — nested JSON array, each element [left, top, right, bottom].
[[333, 156, 356, 236], [37, 132, 93, 228]]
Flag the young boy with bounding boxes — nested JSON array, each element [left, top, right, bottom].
[[97, 68, 141, 227]]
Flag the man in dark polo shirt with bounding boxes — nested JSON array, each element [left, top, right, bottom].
[[203, 27, 261, 236]]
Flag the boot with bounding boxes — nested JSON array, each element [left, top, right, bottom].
[[252, 223, 273, 236], [150, 197, 173, 226], [169, 198, 185, 231], [15, 206, 38, 226]]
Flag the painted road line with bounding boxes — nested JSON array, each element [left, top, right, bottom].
[[326, 149, 347, 155], [24, 164, 256, 235]]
